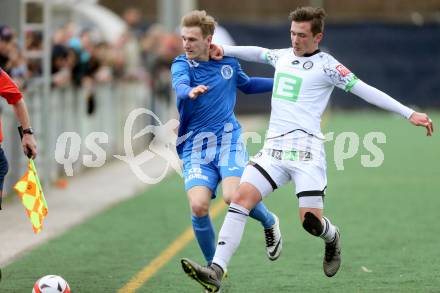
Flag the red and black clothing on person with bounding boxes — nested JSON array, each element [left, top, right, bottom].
[[0, 68, 23, 192], [0, 68, 23, 142]]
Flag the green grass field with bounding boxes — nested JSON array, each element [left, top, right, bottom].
[[3, 111, 440, 292]]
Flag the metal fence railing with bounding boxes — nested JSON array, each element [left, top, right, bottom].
[[2, 80, 152, 195]]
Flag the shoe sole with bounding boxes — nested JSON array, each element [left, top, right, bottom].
[[181, 259, 219, 293]]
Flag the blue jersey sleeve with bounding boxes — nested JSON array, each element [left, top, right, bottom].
[[235, 61, 251, 88], [238, 77, 274, 94], [234, 60, 273, 94], [171, 58, 191, 100]]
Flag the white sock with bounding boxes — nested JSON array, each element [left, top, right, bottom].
[[320, 216, 337, 243], [212, 203, 249, 271]]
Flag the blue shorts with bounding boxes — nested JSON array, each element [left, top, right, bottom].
[[181, 129, 248, 197], [0, 147, 9, 191]]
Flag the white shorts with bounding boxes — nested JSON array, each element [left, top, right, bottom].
[[240, 143, 327, 209]]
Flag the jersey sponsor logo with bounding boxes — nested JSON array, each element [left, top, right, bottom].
[[184, 173, 209, 182], [335, 64, 351, 77], [188, 167, 202, 174], [291, 60, 300, 65], [221, 65, 233, 79], [185, 167, 209, 182], [273, 72, 303, 102], [303, 61, 313, 70]]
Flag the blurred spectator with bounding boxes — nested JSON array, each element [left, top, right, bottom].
[[25, 30, 43, 77], [153, 33, 182, 97], [141, 24, 165, 71], [114, 29, 143, 80], [2, 19, 147, 91], [91, 42, 113, 83], [0, 25, 29, 87], [123, 7, 145, 39], [67, 28, 100, 86], [51, 44, 71, 87], [25, 31, 42, 51], [141, 25, 182, 119], [0, 25, 15, 71], [6, 46, 28, 87]]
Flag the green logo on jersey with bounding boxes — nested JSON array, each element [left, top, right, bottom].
[[273, 72, 303, 102]]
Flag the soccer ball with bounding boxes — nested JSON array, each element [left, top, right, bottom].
[[32, 275, 71, 293]]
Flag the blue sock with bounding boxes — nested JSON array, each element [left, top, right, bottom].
[[191, 214, 216, 264], [249, 202, 275, 229]]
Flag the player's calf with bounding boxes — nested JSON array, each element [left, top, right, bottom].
[[302, 212, 342, 277], [302, 211, 323, 236]]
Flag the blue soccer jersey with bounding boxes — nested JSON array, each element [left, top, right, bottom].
[[171, 56, 253, 152], [171, 55, 272, 193]]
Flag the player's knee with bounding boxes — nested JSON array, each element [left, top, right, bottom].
[[302, 212, 323, 237], [190, 202, 209, 217], [231, 183, 260, 210], [222, 190, 236, 205]]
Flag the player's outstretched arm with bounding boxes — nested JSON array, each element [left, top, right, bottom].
[[350, 80, 433, 136], [210, 44, 268, 64], [238, 77, 273, 94]]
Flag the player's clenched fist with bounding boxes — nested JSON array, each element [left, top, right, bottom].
[[209, 44, 224, 60]]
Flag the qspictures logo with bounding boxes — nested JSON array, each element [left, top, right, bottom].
[[55, 109, 185, 184], [55, 108, 387, 184]]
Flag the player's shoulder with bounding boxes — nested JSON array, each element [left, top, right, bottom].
[[172, 55, 194, 72], [210, 56, 241, 69], [173, 54, 188, 64], [311, 51, 338, 71], [219, 56, 238, 65], [316, 51, 338, 64], [316, 51, 353, 76]]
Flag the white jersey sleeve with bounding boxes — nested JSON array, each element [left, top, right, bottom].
[[223, 45, 267, 64], [322, 54, 359, 92], [321, 54, 414, 118], [350, 80, 414, 119], [222, 46, 291, 68]]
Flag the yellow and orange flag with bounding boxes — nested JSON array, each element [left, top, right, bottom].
[[14, 159, 48, 234]]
